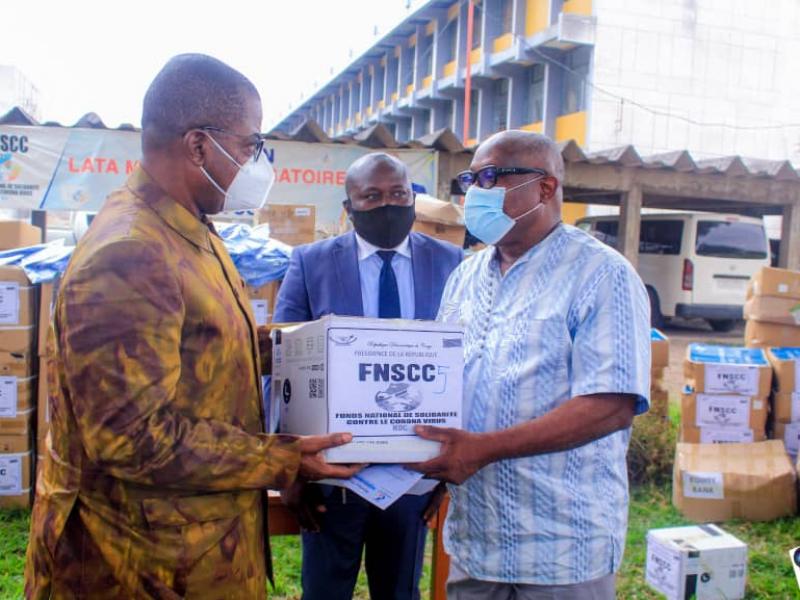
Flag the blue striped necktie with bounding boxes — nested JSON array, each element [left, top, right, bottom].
[[377, 250, 401, 318]]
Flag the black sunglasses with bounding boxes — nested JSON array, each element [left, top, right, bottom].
[[200, 126, 266, 162], [456, 165, 548, 193]]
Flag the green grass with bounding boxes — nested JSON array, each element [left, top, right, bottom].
[[270, 534, 432, 599], [619, 484, 800, 599], [2, 488, 798, 599], [0, 509, 29, 598]]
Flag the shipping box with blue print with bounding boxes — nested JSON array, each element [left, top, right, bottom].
[[680, 344, 771, 444], [272, 315, 463, 463], [767, 347, 800, 459]]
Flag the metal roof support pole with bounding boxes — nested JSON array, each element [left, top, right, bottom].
[[618, 184, 642, 269], [31, 210, 47, 243], [462, 0, 475, 142], [779, 202, 800, 270]]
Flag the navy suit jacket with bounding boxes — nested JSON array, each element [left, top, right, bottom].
[[274, 231, 463, 322]]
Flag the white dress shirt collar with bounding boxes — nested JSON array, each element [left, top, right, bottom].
[[355, 232, 412, 261]]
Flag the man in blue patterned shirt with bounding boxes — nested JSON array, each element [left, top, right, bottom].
[[412, 131, 650, 599]]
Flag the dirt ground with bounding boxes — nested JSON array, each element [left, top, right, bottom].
[[660, 318, 745, 402]]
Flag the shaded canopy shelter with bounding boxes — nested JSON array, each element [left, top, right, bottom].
[[556, 140, 800, 270], [269, 119, 800, 270]]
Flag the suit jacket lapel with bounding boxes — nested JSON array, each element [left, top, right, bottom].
[[333, 231, 364, 316], [411, 233, 434, 320]]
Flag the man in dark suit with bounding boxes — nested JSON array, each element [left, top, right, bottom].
[[274, 152, 462, 600]]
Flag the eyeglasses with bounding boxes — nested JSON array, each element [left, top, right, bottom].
[[456, 165, 549, 193], [200, 126, 266, 162]]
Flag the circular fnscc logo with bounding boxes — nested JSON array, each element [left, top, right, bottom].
[[282, 380, 292, 404]]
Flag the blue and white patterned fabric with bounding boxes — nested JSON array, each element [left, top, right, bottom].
[[437, 223, 651, 585]]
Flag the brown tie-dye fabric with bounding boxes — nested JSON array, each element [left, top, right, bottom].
[[25, 167, 300, 599]]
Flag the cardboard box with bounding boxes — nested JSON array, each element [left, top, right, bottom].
[[257, 204, 316, 247], [680, 425, 764, 444], [772, 422, 800, 457], [0, 326, 35, 355], [0, 220, 42, 251], [773, 392, 800, 423], [0, 434, 33, 509], [246, 280, 281, 327], [651, 329, 669, 368], [37, 279, 58, 356], [0, 375, 36, 419], [749, 266, 800, 300], [683, 344, 772, 398], [272, 315, 464, 462], [745, 320, 800, 348], [0, 348, 34, 378], [412, 195, 465, 247], [766, 347, 800, 393], [673, 440, 797, 522], [646, 524, 747, 600], [412, 220, 466, 247], [744, 295, 800, 326], [0, 408, 34, 437], [0, 266, 37, 328], [0, 433, 29, 454], [680, 392, 767, 433]]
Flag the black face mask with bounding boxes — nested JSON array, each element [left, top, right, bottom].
[[348, 203, 416, 249]]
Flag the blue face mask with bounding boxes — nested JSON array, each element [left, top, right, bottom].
[[464, 176, 544, 245]]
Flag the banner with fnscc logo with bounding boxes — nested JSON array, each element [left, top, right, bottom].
[[0, 125, 437, 234]]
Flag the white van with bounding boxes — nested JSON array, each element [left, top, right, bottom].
[[576, 213, 771, 331]]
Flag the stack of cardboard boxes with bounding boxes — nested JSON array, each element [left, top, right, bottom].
[[650, 329, 670, 418], [0, 265, 38, 508], [256, 204, 316, 247], [248, 203, 316, 326], [680, 344, 769, 444], [673, 344, 797, 521], [744, 267, 800, 347], [766, 347, 800, 461]]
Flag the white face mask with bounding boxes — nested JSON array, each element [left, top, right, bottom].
[[201, 134, 275, 212]]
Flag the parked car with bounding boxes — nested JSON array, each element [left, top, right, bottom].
[[576, 213, 771, 331]]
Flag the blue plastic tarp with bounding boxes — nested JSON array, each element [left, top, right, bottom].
[[217, 223, 292, 287], [0, 223, 292, 287]]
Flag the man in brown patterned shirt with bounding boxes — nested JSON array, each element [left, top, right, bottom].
[[24, 54, 358, 599]]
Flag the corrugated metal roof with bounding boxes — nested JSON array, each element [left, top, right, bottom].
[[3, 106, 797, 182]]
